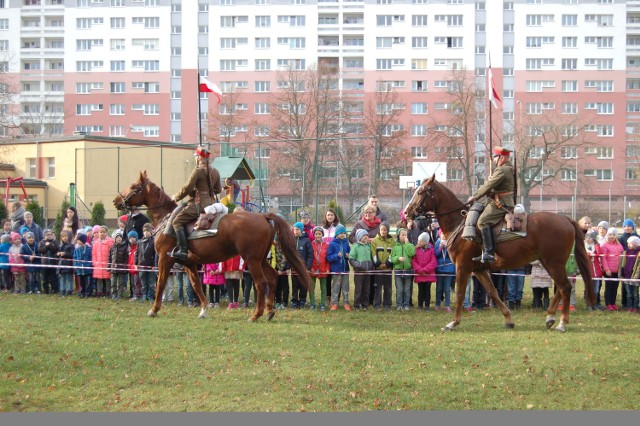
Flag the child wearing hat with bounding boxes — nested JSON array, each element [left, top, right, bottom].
[[20, 231, 40, 294], [584, 231, 604, 310], [56, 230, 75, 296], [136, 223, 156, 303], [8, 232, 26, 294], [291, 222, 313, 309], [73, 233, 93, 298], [620, 235, 640, 313], [109, 232, 129, 300], [92, 225, 113, 297], [327, 224, 352, 310], [370, 221, 395, 310], [411, 232, 437, 310], [298, 210, 315, 239], [309, 226, 329, 310], [618, 219, 639, 308], [0, 234, 12, 292], [596, 221, 609, 245], [127, 230, 141, 300], [38, 229, 60, 294], [600, 227, 624, 311]]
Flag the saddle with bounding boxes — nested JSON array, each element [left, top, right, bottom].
[[163, 202, 227, 240], [462, 203, 528, 243]]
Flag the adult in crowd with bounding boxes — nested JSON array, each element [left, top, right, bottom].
[[298, 210, 315, 238], [322, 208, 341, 301], [22, 211, 43, 244], [367, 195, 388, 223], [349, 204, 382, 244], [124, 207, 150, 245], [10, 202, 25, 233], [62, 206, 83, 236]]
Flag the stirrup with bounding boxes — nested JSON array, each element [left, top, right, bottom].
[[169, 247, 188, 262], [472, 252, 495, 263]]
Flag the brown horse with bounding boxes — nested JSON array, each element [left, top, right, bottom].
[[405, 175, 594, 332], [113, 171, 310, 322]]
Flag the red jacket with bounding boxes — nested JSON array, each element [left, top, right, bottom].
[[310, 239, 329, 278], [411, 245, 437, 283], [128, 243, 138, 275], [586, 242, 603, 278], [222, 256, 244, 273]]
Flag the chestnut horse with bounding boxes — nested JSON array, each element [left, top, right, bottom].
[[113, 171, 310, 322], [405, 175, 594, 333]]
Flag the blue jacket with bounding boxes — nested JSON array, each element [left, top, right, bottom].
[[434, 238, 455, 274], [0, 242, 11, 270], [73, 244, 93, 276], [326, 237, 350, 273], [20, 242, 41, 273]]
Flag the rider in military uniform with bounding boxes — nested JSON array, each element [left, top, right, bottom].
[[169, 147, 222, 262], [466, 146, 515, 263]]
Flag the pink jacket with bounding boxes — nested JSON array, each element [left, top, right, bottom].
[[92, 236, 114, 279], [203, 263, 225, 285], [599, 240, 624, 274], [411, 245, 437, 283]]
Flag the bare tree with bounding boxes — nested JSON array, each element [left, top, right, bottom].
[[206, 89, 252, 156], [513, 114, 598, 211], [267, 63, 343, 208], [425, 68, 484, 197], [0, 52, 19, 136], [362, 82, 409, 195]]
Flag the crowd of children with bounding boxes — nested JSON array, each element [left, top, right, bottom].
[[1, 207, 639, 315]]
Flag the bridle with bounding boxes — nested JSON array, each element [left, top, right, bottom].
[[117, 182, 144, 211], [411, 183, 472, 218]]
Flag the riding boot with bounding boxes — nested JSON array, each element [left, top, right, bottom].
[[472, 227, 496, 263], [170, 229, 189, 263]]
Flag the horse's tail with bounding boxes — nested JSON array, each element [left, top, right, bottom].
[[572, 219, 595, 306], [264, 213, 311, 290]]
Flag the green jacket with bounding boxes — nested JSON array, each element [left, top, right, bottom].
[[390, 241, 416, 270], [370, 234, 395, 270], [565, 244, 578, 276], [349, 242, 373, 272]]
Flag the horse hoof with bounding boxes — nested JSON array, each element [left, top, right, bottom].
[[267, 311, 275, 321], [554, 325, 566, 333], [505, 323, 515, 329], [545, 315, 555, 329], [441, 322, 456, 332], [147, 310, 157, 318], [248, 316, 257, 322]]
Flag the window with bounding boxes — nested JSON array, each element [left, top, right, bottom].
[[412, 103, 428, 114], [255, 16, 271, 27], [412, 59, 428, 70], [585, 58, 613, 70], [255, 81, 270, 92], [132, 60, 159, 71], [111, 17, 125, 28], [562, 15, 577, 26], [255, 147, 270, 158], [110, 104, 125, 115], [562, 37, 577, 48], [562, 81, 577, 92], [110, 82, 125, 93], [562, 103, 577, 114], [255, 103, 270, 114], [412, 15, 427, 26], [411, 126, 427, 137], [255, 59, 271, 70], [411, 146, 428, 157], [561, 58, 577, 70], [255, 38, 270, 49], [110, 60, 125, 71], [585, 80, 613, 92]]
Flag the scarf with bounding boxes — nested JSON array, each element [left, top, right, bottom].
[[63, 218, 74, 230], [10, 206, 25, 223], [361, 216, 381, 229]]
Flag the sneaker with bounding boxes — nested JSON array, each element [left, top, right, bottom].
[[444, 307, 452, 313], [330, 304, 338, 311], [309, 304, 316, 310], [208, 303, 215, 308], [28, 291, 33, 295], [187, 302, 194, 308], [319, 304, 326, 311], [36, 291, 41, 294], [397, 306, 403, 311], [213, 303, 220, 308], [384, 307, 391, 312], [464, 307, 475, 313], [130, 297, 138, 302], [403, 306, 410, 311], [434, 306, 441, 312], [569, 305, 576, 312], [361, 306, 367, 311], [611, 304, 619, 311], [344, 304, 352, 311], [290, 302, 299, 309], [424, 306, 430, 311]]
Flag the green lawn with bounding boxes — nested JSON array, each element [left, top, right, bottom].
[[0, 289, 638, 412]]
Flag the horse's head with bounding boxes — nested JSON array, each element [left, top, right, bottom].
[[405, 174, 437, 219], [113, 170, 149, 211]]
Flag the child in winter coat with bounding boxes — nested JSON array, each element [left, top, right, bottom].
[[92, 225, 113, 297], [223, 255, 244, 309], [56, 230, 75, 296], [310, 226, 329, 310], [529, 260, 551, 310], [600, 228, 624, 311], [291, 222, 313, 309], [20, 231, 40, 294], [203, 262, 225, 308], [434, 231, 455, 312], [109, 232, 129, 299], [8, 232, 25, 293], [73, 233, 92, 298], [38, 229, 60, 294], [585, 230, 604, 310], [370, 222, 395, 310], [136, 223, 156, 302], [0, 234, 12, 292], [619, 235, 640, 312], [327, 224, 351, 310], [411, 232, 437, 310], [347, 228, 376, 311], [127, 230, 141, 300], [273, 238, 290, 310], [391, 228, 416, 310]]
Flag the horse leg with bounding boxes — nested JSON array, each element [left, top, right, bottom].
[[475, 270, 514, 329], [543, 262, 572, 332], [148, 256, 172, 317], [185, 264, 209, 319], [443, 269, 469, 332], [263, 262, 278, 321], [247, 259, 267, 322]]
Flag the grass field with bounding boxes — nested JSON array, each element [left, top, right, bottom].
[[1, 291, 638, 412]]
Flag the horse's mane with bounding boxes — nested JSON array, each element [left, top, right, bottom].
[[144, 178, 173, 206]]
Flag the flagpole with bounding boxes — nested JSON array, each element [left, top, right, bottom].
[[197, 58, 203, 148]]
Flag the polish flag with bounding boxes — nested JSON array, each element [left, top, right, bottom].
[[199, 76, 222, 104], [488, 64, 502, 109]]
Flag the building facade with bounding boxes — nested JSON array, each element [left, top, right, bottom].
[[1, 0, 639, 223]]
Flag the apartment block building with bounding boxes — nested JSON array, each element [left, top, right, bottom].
[[1, 0, 639, 221]]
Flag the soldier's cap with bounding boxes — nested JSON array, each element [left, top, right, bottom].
[[492, 146, 512, 157], [195, 146, 211, 158]]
